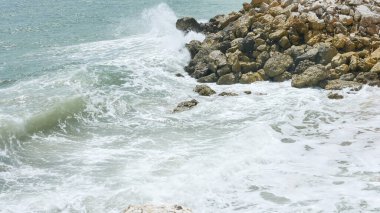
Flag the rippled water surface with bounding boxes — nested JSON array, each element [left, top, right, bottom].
[[1, 1, 380, 212]]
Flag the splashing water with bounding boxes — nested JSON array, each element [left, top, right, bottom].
[[0, 3, 380, 213]]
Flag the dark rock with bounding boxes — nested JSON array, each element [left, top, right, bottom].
[[216, 66, 232, 77], [355, 72, 380, 86], [173, 99, 199, 113], [198, 73, 217, 83], [219, 92, 239, 96], [175, 73, 185, 77], [244, 91, 252, 94], [194, 85, 216, 96], [176, 17, 202, 33], [294, 60, 316, 74], [186, 40, 202, 58], [328, 92, 344, 99]]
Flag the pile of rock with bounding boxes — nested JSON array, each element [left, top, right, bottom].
[[177, 0, 380, 90]]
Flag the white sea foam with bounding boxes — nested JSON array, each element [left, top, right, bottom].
[[0, 3, 379, 213]]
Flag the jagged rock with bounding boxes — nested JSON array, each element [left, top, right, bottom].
[[308, 12, 325, 30], [296, 48, 319, 62], [264, 53, 294, 77], [186, 40, 202, 58], [357, 5, 380, 35], [332, 34, 350, 49], [173, 99, 199, 113], [244, 90, 252, 94], [285, 45, 307, 59], [355, 72, 380, 86], [251, 0, 264, 7], [322, 79, 363, 90], [234, 14, 254, 38], [226, 50, 242, 73], [331, 52, 356, 68], [216, 66, 232, 76], [370, 47, 380, 62], [269, 29, 288, 41], [176, 17, 202, 33], [217, 73, 236, 85], [240, 34, 255, 53], [291, 65, 327, 88], [294, 60, 315, 74], [256, 51, 270, 67], [208, 50, 227, 72], [198, 73, 217, 83], [194, 85, 216, 96], [125, 205, 192, 213], [315, 43, 338, 65], [216, 12, 242, 30], [371, 62, 380, 73], [239, 71, 266, 84], [175, 73, 185, 77], [339, 15, 354, 26], [219, 92, 239, 96], [328, 92, 344, 99], [273, 71, 292, 82], [340, 73, 356, 81], [240, 62, 260, 73]]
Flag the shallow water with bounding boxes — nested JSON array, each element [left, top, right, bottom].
[[1, 1, 380, 213]]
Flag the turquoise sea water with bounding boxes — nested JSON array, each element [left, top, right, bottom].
[[1, 1, 380, 212]]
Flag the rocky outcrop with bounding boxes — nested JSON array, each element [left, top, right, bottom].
[[178, 0, 380, 90], [125, 204, 192, 213]]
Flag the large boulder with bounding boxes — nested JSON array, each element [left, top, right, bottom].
[[264, 53, 294, 77], [291, 65, 327, 88], [176, 17, 202, 33], [125, 204, 192, 213], [316, 43, 338, 65], [217, 73, 236, 85]]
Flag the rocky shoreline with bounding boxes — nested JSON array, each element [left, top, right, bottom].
[[176, 0, 380, 93]]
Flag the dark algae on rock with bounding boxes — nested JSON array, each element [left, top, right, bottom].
[[176, 0, 380, 90]]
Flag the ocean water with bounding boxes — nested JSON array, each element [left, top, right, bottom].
[[1, 1, 380, 212]]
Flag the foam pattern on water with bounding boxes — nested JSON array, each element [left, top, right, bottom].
[[0, 4, 380, 213]]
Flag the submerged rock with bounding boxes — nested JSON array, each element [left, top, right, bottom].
[[328, 92, 344, 99], [193, 85, 216, 96], [125, 204, 192, 213], [219, 92, 238, 96], [173, 99, 199, 113]]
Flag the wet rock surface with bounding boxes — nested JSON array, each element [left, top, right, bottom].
[[194, 85, 216, 96], [173, 99, 199, 113], [177, 0, 380, 90]]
